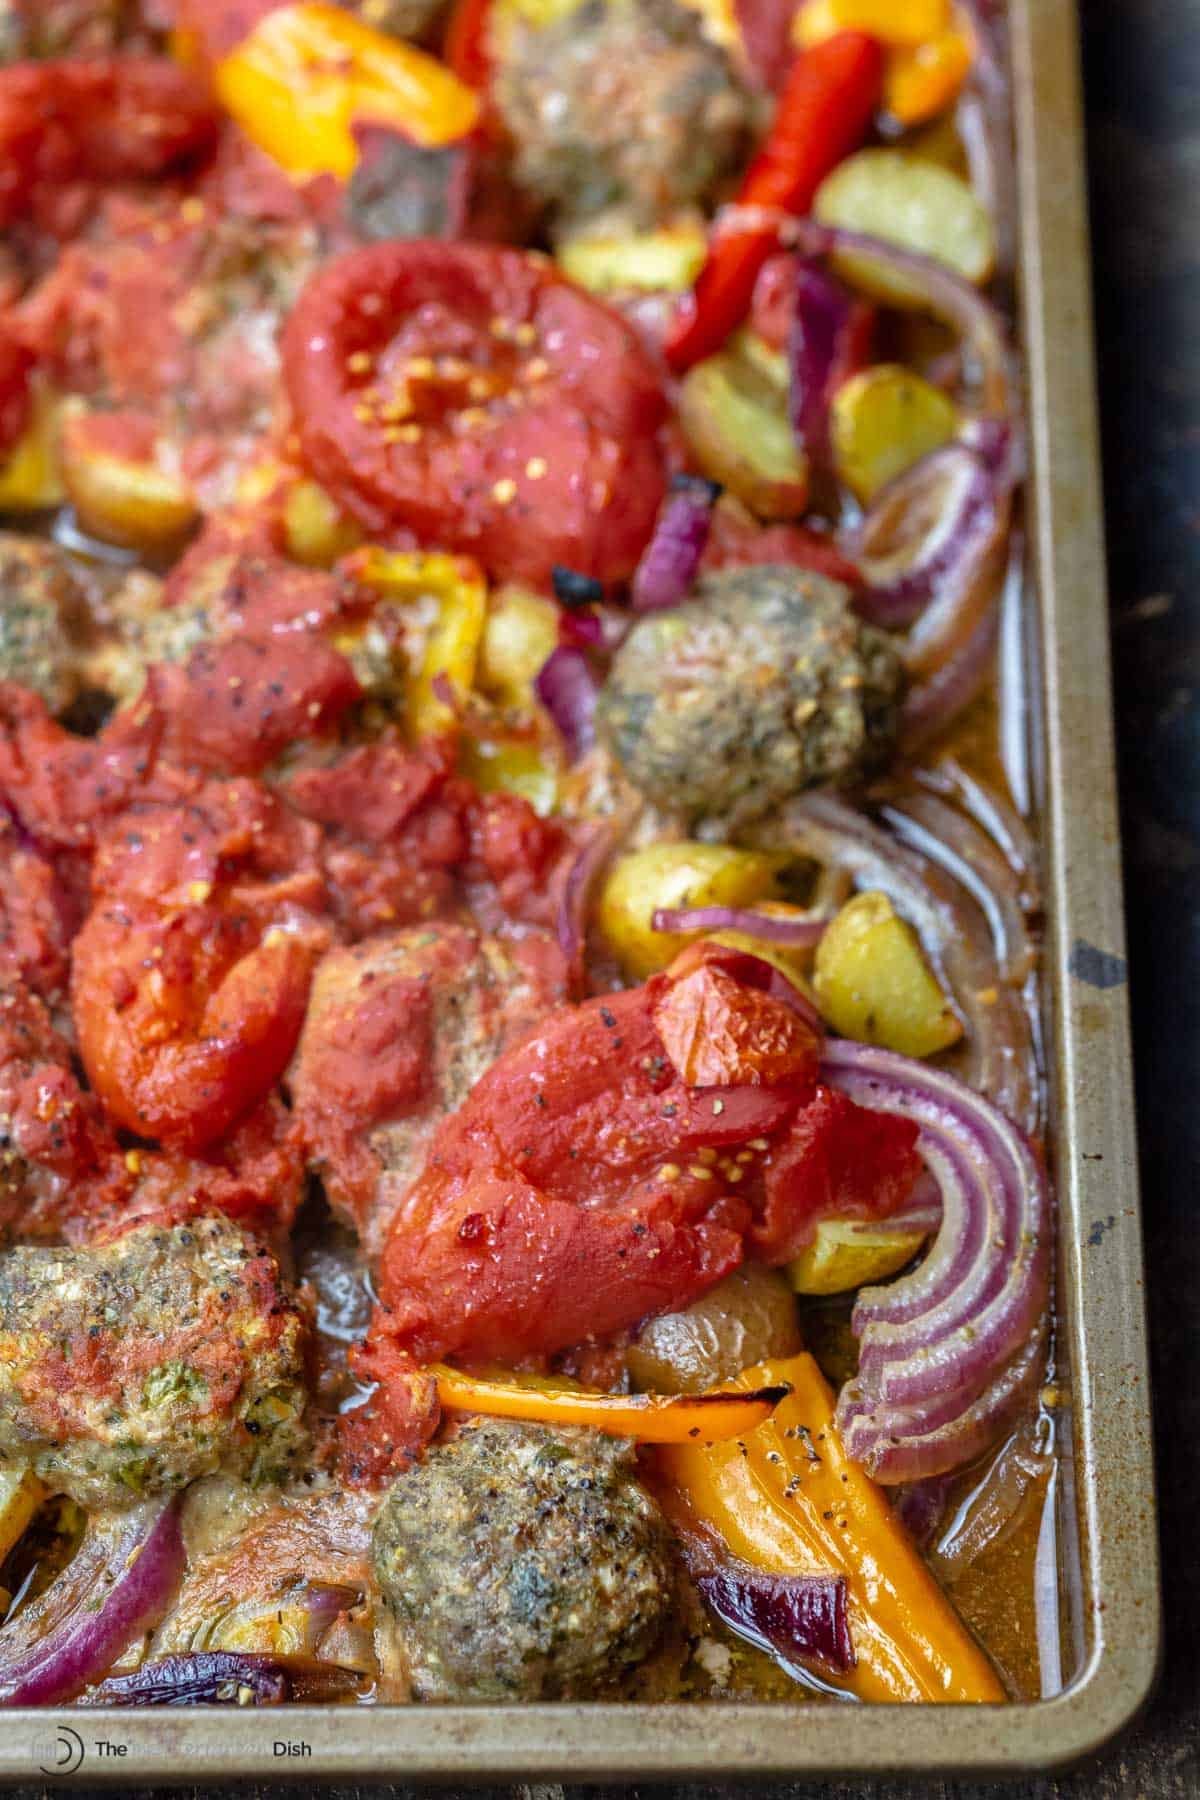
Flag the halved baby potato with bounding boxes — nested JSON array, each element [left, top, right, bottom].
[[558, 223, 708, 296], [830, 363, 959, 503], [678, 345, 809, 521], [815, 890, 962, 1058], [60, 408, 197, 550], [598, 841, 782, 980], [814, 149, 997, 305], [789, 1217, 930, 1295]]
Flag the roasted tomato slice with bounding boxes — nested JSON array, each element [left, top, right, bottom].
[[0, 56, 217, 227], [282, 241, 668, 586]]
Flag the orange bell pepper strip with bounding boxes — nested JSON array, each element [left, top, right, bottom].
[[214, 1, 480, 180], [654, 1352, 1006, 1702], [665, 32, 885, 373], [431, 1364, 790, 1443]]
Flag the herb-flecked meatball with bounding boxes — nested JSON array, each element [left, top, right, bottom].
[[596, 564, 904, 822], [493, 0, 754, 235], [0, 1215, 308, 1508], [0, 536, 87, 713], [373, 1418, 678, 1699]]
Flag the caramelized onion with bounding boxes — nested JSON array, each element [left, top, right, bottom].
[[698, 1568, 854, 1675], [80, 1650, 363, 1706], [822, 1041, 1050, 1484], [0, 1499, 184, 1706]]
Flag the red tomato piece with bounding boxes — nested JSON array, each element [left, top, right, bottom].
[[650, 956, 821, 1088], [144, 634, 362, 777], [72, 898, 318, 1153], [0, 56, 217, 227], [370, 973, 806, 1370], [282, 242, 668, 586], [753, 1084, 923, 1261], [703, 498, 862, 587], [0, 318, 32, 460]]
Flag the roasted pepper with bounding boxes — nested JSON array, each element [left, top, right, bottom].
[[344, 547, 487, 739], [665, 32, 885, 373], [655, 1352, 1005, 1702], [794, 0, 973, 127], [215, 2, 481, 180], [431, 1364, 789, 1442]]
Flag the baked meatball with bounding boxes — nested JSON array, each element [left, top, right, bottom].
[[493, 0, 753, 235], [596, 564, 904, 823], [0, 1215, 308, 1508], [372, 1418, 677, 1699], [0, 536, 88, 714]]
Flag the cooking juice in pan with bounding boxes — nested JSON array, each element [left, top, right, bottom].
[[0, 0, 1066, 1709]]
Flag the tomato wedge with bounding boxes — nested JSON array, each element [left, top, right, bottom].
[[282, 241, 668, 586]]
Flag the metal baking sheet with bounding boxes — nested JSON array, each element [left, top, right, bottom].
[[0, 0, 1159, 1782]]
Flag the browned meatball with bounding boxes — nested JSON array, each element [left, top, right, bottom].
[[493, 0, 754, 235], [372, 1418, 678, 1699], [597, 564, 905, 824], [0, 0, 151, 59], [0, 1215, 308, 1509], [290, 922, 567, 1261], [0, 536, 88, 714]]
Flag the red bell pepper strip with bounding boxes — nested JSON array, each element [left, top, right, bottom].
[[445, 0, 495, 92], [665, 31, 885, 374]]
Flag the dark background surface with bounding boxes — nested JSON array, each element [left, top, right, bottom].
[[15, 0, 1200, 1794]]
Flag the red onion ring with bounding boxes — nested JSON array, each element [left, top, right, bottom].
[[698, 1568, 854, 1675], [820, 1040, 1050, 1484], [0, 1497, 184, 1705], [631, 475, 720, 613], [650, 904, 829, 946], [535, 645, 599, 759], [851, 430, 1012, 639], [752, 792, 1040, 1133], [900, 604, 999, 750]]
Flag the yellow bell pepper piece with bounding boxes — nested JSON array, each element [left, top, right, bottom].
[[346, 547, 487, 740], [886, 27, 973, 126], [814, 889, 962, 1057], [656, 1353, 1005, 1703], [0, 387, 66, 512], [795, 0, 949, 51], [0, 1468, 44, 1566], [431, 1363, 789, 1443], [795, 1, 971, 128], [215, 2, 481, 181]]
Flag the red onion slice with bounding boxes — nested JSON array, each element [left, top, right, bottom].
[[0, 1497, 184, 1705], [788, 218, 1014, 419], [535, 645, 599, 759], [80, 1650, 364, 1707], [555, 818, 620, 974], [631, 474, 720, 613], [650, 904, 829, 946], [788, 259, 869, 459], [820, 1040, 1050, 1484], [752, 792, 1040, 1133], [698, 1568, 854, 1675], [851, 433, 1010, 635]]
